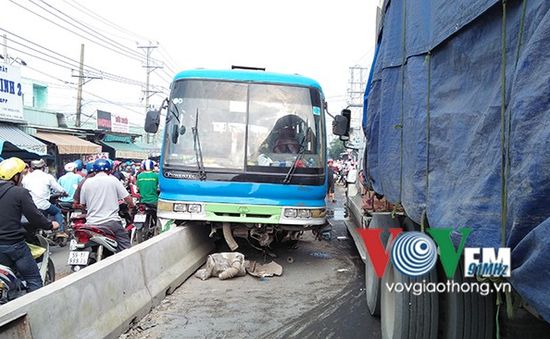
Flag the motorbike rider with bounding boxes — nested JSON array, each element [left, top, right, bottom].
[[136, 159, 159, 219], [22, 159, 68, 238], [74, 159, 85, 178], [73, 162, 95, 208], [57, 162, 83, 210], [0, 157, 59, 292], [79, 159, 134, 251]]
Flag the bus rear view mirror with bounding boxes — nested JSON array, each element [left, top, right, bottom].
[[332, 115, 349, 137], [145, 110, 160, 133]]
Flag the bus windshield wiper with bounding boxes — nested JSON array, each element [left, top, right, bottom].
[[283, 135, 307, 184], [191, 108, 206, 181], [166, 99, 181, 124]]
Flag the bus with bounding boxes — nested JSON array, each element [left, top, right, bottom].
[[144, 67, 329, 250]]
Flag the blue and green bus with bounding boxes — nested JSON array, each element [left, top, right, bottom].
[[145, 68, 328, 249]]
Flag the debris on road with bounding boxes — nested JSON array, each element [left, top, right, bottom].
[[337, 236, 348, 241], [195, 252, 247, 280], [247, 261, 283, 278]]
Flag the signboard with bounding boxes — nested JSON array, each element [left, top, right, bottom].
[[111, 113, 129, 133], [97, 110, 112, 131], [97, 110, 129, 133], [0, 64, 24, 121]]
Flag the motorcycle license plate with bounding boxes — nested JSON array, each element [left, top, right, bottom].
[[68, 251, 89, 266], [134, 214, 147, 223]]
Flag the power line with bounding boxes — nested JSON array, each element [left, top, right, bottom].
[[34, 0, 146, 61], [9, 0, 145, 63], [62, 0, 151, 43], [0, 31, 169, 91]]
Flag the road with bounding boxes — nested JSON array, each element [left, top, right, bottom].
[[50, 241, 71, 280], [122, 187, 382, 339]]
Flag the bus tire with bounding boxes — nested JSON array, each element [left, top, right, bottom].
[[381, 265, 438, 339]]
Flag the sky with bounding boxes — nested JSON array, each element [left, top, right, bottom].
[[2, 0, 378, 128]]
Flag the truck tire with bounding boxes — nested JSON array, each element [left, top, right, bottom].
[[365, 213, 400, 316], [381, 264, 438, 339], [438, 262, 495, 339]]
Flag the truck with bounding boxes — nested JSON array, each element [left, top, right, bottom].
[[333, 0, 550, 338], [144, 67, 329, 251]]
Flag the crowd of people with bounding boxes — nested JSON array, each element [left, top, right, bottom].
[[327, 158, 357, 203], [0, 156, 160, 292]]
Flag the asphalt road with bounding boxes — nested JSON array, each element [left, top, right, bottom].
[[50, 241, 72, 280], [122, 187, 382, 339]]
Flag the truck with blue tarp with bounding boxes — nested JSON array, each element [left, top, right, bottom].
[[334, 0, 550, 337]]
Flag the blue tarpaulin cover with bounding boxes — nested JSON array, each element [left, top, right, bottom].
[[363, 0, 550, 321]]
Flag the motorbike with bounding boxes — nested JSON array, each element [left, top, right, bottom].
[[68, 213, 135, 272], [0, 223, 56, 304], [42, 192, 77, 248], [132, 203, 158, 244]]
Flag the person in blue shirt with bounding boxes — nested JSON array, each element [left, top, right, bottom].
[[57, 162, 83, 210]]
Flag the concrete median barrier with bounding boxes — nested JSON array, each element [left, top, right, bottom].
[[0, 225, 214, 339]]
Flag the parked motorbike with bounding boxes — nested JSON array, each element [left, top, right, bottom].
[[0, 223, 56, 304], [68, 214, 135, 272], [132, 203, 158, 244]]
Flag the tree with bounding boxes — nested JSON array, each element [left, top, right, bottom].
[[328, 137, 345, 160]]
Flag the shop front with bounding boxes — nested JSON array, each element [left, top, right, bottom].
[[0, 123, 48, 160]]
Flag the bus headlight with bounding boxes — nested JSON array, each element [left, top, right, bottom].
[[187, 204, 202, 213], [173, 203, 187, 212], [284, 208, 298, 218], [297, 209, 311, 218]]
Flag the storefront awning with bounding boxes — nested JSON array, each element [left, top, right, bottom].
[[101, 141, 149, 160], [0, 123, 47, 155], [35, 132, 101, 154]]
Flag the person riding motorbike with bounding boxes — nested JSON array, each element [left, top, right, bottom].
[[73, 162, 95, 208], [79, 159, 134, 251], [136, 159, 159, 223], [57, 162, 83, 211], [0, 157, 60, 292], [22, 159, 68, 238], [136, 160, 159, 204]]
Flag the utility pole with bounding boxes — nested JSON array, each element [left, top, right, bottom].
[[72, 44, 101, 128], [75, 44, 85, 128], [346, 65, 368, 146], [138, 42, 162, 143], [2, 34, 7, 64]]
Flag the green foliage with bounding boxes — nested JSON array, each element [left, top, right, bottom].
[[328, 138, 345, 160]]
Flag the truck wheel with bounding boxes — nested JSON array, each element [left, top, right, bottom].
[[438, 262, 495, 339], [365, 260, 381, 316], [381, 264, 438, 339], [365, 213, 400, 316]]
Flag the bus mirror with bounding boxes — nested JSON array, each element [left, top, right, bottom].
[[332, 115, 349, 137], [171, 124, 179, 144], [144, 110, 160, 133]]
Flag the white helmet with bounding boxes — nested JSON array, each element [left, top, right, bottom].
[[64, 162, 76, 172]]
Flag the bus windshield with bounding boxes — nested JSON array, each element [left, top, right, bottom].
[[163, 79, 325, 172]]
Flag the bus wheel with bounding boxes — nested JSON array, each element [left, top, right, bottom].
[[381, 265, 438, 339], [438, 263, 495, 339]]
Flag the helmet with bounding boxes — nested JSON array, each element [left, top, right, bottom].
[[85, 162, 94, 174], [141, 159, 155, 171], [113, 160, 121, 170], [64, 162, 76, 172], [74, 159, 83, 171], [93, 158, 112, 172], [30, 159, 46, 169], [0, 157, 27, 181]]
